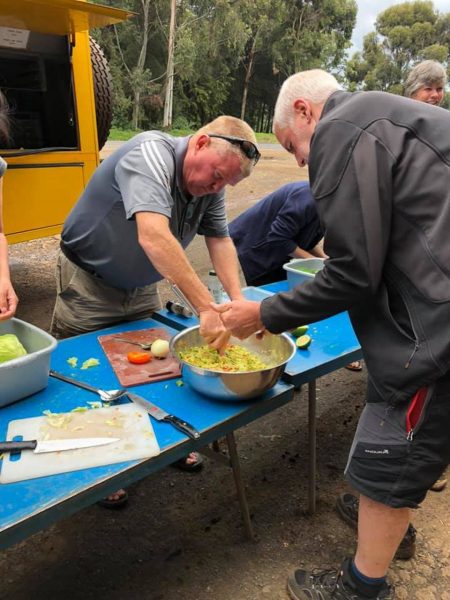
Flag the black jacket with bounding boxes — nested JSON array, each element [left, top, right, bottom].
[[261, 90, 450, 404]]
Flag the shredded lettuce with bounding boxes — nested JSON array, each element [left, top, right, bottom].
[[67, 356, 78, 368], [179, 344, 269, 372], [81, 358, 100, 370]]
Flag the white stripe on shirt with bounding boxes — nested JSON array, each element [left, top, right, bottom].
[[141, 141, 170, 191]]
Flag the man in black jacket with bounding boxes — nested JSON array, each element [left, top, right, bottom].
[[214, 70, 450, 599]]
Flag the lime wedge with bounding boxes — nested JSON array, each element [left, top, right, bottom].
[[296, 334, 312, 349], [292, 325, 309, 337]]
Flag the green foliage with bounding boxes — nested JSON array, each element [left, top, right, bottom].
[[91, 0, 403, 131], [345, 1, 449, 94], [272, 0, 357, 75], [108, 128, 278, 145]]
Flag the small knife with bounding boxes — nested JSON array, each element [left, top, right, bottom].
[[126, 392, 200, 440], [0, 437, 120, 454]]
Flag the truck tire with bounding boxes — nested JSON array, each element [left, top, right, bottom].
[[90, 37, 113, 150]]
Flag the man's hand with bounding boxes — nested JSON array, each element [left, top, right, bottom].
[[199, 308, 231, 352], [211, 300, 264, 339]]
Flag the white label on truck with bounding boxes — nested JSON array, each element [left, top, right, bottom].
[[0, 27, 30, 49]]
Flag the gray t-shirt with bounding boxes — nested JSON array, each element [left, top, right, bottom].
[[0, 156, 6, 177], [62, 132, 229, 289]]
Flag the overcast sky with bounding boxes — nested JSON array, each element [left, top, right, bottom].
[[351, 0, 450, 52]]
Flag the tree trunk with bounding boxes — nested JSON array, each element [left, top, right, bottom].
[[131, 0, 151, 129], [240, 37, 257, 121], [132, 90, 141, 130], [163, 0, 176, 129]]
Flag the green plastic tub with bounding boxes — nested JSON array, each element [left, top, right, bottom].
[[283, 258, 325, 288]]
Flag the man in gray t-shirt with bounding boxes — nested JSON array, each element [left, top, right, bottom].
[[51, 115, 259, 349], [50, 116, 259, 505]]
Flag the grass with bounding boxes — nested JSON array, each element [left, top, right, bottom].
[[108, 127, 277, 144]]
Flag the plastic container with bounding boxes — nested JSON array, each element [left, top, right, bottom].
[[0, 318, 57, 408], [283, 258, 325, 289]]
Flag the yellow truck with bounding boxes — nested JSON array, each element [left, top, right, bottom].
[[0, 0, 131, 243]]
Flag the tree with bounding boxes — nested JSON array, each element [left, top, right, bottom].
[[345, 1, 449, 94], [92, 0, 360, 131], [93, 0, 170, 129], [272, 0, 357, 76], [235, 0, 285, 120]]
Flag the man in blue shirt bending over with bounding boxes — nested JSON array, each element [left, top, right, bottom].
[[229, 181, 326, 287]]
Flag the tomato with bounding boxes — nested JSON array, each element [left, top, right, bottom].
[[127, 351, 152, 364]]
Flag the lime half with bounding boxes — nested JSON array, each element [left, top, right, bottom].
[[292, 325, 309, 337], [296, 334, 312, 349]]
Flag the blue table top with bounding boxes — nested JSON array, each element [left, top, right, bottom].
[[155, 282, 362, 386], [0, 316, 293, 548]]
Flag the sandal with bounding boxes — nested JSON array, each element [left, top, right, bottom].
[[171, 451, 203, 472], [430, 477, 447, 492], [345, 361, 362, 372], [97, 488, 128, 509]]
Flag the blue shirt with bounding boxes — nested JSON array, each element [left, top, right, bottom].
[[229, 182, 323, 284]]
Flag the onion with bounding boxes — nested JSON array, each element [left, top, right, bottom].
[[151, 339, 170, 359]]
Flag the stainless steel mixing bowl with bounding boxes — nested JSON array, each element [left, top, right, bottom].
[[170, 326, 296, 401]]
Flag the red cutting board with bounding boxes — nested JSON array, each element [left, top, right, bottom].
[[98, 328, 181, 387]]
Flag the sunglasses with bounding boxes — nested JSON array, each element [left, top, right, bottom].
[[208, 134, 261, 165]]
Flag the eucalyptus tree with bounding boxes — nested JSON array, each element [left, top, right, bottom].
[[272, 0, 357, 76], [345, 1, 449, 94], [92, 0, 170, 129], [171, 0, 248, 125], [236, 0, 285, 120]]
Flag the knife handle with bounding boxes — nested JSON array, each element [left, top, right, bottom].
[[164, 415, 200, 440], [0, 440, 37, 453]]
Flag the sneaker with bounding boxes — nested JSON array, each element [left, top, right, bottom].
[[335, 493, 416, 560], [287, 558, 394, 600]]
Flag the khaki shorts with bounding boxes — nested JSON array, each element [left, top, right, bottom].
[[50, 251, 161, 339]]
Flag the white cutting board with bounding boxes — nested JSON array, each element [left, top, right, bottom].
[[0, 404, 160, 483]]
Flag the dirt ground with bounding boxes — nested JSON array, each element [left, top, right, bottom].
[[1, 145, 449, 600]]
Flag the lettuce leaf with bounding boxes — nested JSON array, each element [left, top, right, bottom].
[[0, 334, 27, 364]]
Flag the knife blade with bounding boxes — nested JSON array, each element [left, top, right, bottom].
[[0, 437, 120, 454], [126, 392, 200, 440]]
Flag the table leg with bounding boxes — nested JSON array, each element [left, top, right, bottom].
[[308, 379, 317, 514], [225, 432, 255, 541]]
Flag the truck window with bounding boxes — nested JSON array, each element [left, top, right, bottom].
[[0, 32, 77, 152]]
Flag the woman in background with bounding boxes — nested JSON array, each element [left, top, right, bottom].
[[0, 90, 18, 320], [404, 59, 447, 106]]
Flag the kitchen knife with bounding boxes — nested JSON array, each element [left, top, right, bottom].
[[0, 437, 120, 454], [126, 392, 200, 440]]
